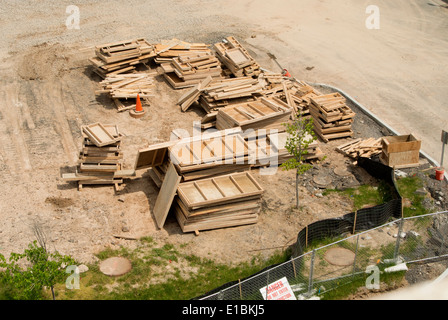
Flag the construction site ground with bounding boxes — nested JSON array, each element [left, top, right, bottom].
[[1, 0, 448, 298]]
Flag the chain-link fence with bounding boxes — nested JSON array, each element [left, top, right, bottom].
[[198, 210, 448, 300]]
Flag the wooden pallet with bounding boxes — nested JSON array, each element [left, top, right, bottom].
[[174, 171, 263, 233]]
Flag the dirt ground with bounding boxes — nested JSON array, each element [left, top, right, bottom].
[[1, 0, 448, 299]]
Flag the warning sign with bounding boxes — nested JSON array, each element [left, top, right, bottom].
[[259, 277, 296, 300]]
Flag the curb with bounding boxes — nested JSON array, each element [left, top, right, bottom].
[[307, 81, 448, 182]]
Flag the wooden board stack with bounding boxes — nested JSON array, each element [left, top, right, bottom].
[[96, 73, 156, 99], [134, 128, 252, 185], [89, 38, 156, 78], [197, 77, 264, 113], [161, 52, 224, 89], [215, 97, 293, 131], [154, 39, 212, 64], [174, 171, 264, 233], [61, 123, 135, 190], [213, 36, 261, 78], [336, 138, 383, 159], [308, 93, 356, 142], [244, 130, 323, 167]]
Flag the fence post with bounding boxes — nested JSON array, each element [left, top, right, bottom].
[[352, 235, 360, 277], [393, 218, 404, 262], [308, 249, 316, 296]]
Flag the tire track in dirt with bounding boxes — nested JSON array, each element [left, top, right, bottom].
[[42, 81, 79, 165], [0, 81, 33, 179]]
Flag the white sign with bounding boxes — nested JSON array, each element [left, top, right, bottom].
[[260, 277, 296, 300]]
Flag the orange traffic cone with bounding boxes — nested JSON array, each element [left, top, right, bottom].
[[135, 94, 143, 112], [282, 69, 292, 78], [130, 94, 146, 118]]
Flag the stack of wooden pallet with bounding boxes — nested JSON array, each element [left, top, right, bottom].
[[244, 130, 323, 167], [215, 97, 293, 131], [161, 52, 223, 89], [134, 128, 251, 185], [308, 93, 356, 142], [61, 123, 135, 190], [336, 138, 382, 159], [197, 77, 264, 113], [96, 73, 156, 99], [213, 36, 261, 78], [89, 38, 156, 78], [154, 39, 212, 64], [174, 171, 263, 233]]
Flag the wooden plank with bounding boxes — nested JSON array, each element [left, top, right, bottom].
[[152, 163, 181, 229], [82, 123, 119, 147]]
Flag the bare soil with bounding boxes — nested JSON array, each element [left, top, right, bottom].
[[1, 0, 448, 299]]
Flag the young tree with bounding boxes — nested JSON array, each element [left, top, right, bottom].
[[0, 236, 76, 300], [280, 112, 317, 208]]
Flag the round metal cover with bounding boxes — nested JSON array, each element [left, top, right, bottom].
[[334, 167, 351, 177], [313, 174, 333, 187], [99, 257, 132, 276], [324, 247, 355, 266]]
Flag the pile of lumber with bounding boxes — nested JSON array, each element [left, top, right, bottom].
[[174, 171, 263, 233], [308, 92, 356, 142], [161, 52, 223, 89], [213, 36, 261, 78], [154, 39, 212, 64], [134, 128, 251, 185], [244, 130, 323, 167], [61, 123, 135, 190], [96, 73, 156, 99], [177, 76, 264, 114], [197, 77, 264, 113], [336, 138, 382, 159], [89, 38, 156, 78], [215, 97, 293, 131]]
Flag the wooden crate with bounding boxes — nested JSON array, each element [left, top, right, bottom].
[[380, 134, 421, 168]]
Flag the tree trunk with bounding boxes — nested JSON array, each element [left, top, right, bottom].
[[295, 169, 299, 208]]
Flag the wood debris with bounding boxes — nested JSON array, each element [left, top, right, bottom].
[[89, 38, 155, 78], [162, 52, 223, 89], [96, 73, 156, 99], [215, 97, 293, 131], [174, 171, 263, 233], [61, 124, 135, 190], [214, 36, 261, 77], [154, 39, 212, 64], [308, 92, 356, 142], [336, 137, 382, 159]]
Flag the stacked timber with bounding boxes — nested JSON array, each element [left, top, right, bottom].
[[174, 171, 264, 233], [244, 130, 323, 167], [308, 93, 356, 142], [336, 138, 382, 159], [213, 36, 261, 77], [197, 77, 263, 113], [215, 97, 293, 131], [89, 38, 156, 78], [61, 123, 135, 190], [134, 128, 251, 185], [96, 73, 156, 99], [153, 39, 212, 64], [161, 52, 223, 89]]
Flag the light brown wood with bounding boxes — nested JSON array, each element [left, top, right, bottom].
[[152, 163, 181, 229]]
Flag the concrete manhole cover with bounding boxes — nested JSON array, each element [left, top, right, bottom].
[[99, 257, 132, 276], [313, 174, 333, 187], [334, 167, 351, 177], [324, 247, 355, 266]]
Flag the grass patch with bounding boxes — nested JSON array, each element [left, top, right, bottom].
[[49, 239, 291, 300], [324, 181, 393, 211], [395, 176, 428, 217]]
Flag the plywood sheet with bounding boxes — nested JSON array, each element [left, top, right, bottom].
[[152, 163, 181, 229]]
